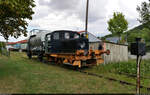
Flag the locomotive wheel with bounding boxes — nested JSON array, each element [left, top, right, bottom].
[[56, 58, 63, 65]]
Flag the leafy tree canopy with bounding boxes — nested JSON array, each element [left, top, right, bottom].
[[107, 12, 128, 42], [127, 28, 150, 43], [0, 0, 35, 40], [137, 0, 150, 25]]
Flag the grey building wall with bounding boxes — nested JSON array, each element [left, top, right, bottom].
[[103, 42, 128, 64], [89, 42, 128, 64], [89, 42, 100, 50]]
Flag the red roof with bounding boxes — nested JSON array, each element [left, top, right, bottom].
[[7, 40, 27, 45], [17, 40, 27, 43]]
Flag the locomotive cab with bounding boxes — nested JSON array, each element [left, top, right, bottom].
[[45, 30, 89, 54]]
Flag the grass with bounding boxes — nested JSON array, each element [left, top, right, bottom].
[[0, 52, 149, 94], [83, 59, 150, 92]]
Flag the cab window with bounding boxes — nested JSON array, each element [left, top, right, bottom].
[[47, 35, 51, 41], [65, 32, 70, 39], [53, 32, 59, 40], [74, 33, 79, 39]]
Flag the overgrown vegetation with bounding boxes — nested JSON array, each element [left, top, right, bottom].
[[84, 59, 150, 91], [0, 42, 6, 53], [90, 60, 150, 76], [0, 52, 140, 93]]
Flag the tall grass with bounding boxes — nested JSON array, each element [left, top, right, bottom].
[[94, 59, 150, 76]]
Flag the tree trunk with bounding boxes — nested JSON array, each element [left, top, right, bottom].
[[6, 39, 10, 57]]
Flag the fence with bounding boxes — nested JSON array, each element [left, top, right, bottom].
[[89, 41, 128, 64], [0, 47, 10, 57]]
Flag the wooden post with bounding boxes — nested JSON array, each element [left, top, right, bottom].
[[136, 55, 140, 94]]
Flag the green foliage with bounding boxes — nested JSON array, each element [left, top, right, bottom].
[[0, 42, 5, 48], [0, 0, 35, 40], [107, 12, 128, 42], [137, 0, 150, 26], [103, 23, 150, 51], [126, 27, 150, 51], [88, 59, 150, 77], [0, 42, 6, 53], [114, 60, 150, 76]]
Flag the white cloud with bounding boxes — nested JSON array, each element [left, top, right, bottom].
[[0, 0, 147, 42], [33, 13, 84, 31]]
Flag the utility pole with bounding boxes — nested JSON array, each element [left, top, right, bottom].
[[85, 0, 89, 38]]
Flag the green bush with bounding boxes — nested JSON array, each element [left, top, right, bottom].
[[0, 42, 6, 53], [96, 59, 150, 76], [115, 60, 150, 76], [114, 61, 137, 74]]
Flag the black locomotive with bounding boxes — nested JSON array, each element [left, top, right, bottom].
[[27, 29, 109, 68], [45, 30, 89, 53]]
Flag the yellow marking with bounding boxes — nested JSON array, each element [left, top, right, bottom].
[[96, 59, 104, 65], [63, 59, 68, 63], [73, 61, 81, 68], [86, 34, 88, 39]]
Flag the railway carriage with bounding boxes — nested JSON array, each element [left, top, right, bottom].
[[27, 29, 110, 68]]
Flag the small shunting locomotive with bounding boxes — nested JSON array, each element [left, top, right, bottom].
[[27, 29, 110, 68]]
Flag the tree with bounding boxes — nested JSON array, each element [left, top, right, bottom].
[[107, 12, 128, 43], [137, 0, 150, 26], [0, 0, 35, 40]]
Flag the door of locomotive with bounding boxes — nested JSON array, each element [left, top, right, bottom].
[[45, 31, 63, 53], [50, 31, 64, 53], [45, 33, 52, 53]]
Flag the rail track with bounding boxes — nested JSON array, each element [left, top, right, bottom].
[[35, 59, 150, 91], [77, 70, 150, 91], [116, 72, 150, 80]]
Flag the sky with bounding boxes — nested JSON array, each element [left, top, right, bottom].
[[0, 0, 148, 42]]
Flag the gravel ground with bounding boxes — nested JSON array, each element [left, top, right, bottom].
[[128, 52, 150, 60]]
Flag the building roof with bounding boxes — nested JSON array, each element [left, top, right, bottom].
[[7, 40, 27, 45], [79, 31, 101, 42], [106, 37, 120, 43], [88, 32, 101, 42]]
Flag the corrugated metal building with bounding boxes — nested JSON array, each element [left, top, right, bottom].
[[7, 40, 27, 51], [88, 32, 101, 50], [87, 32, 128, 63]]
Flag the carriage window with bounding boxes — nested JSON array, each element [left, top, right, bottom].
[[53, 33, 59, 40], [74, 34, 79, 38], [47, 35, 51, 41], [65, 32, 70, 39]]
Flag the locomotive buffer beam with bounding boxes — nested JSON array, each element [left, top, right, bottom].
[[46, 49, 110, 68]]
